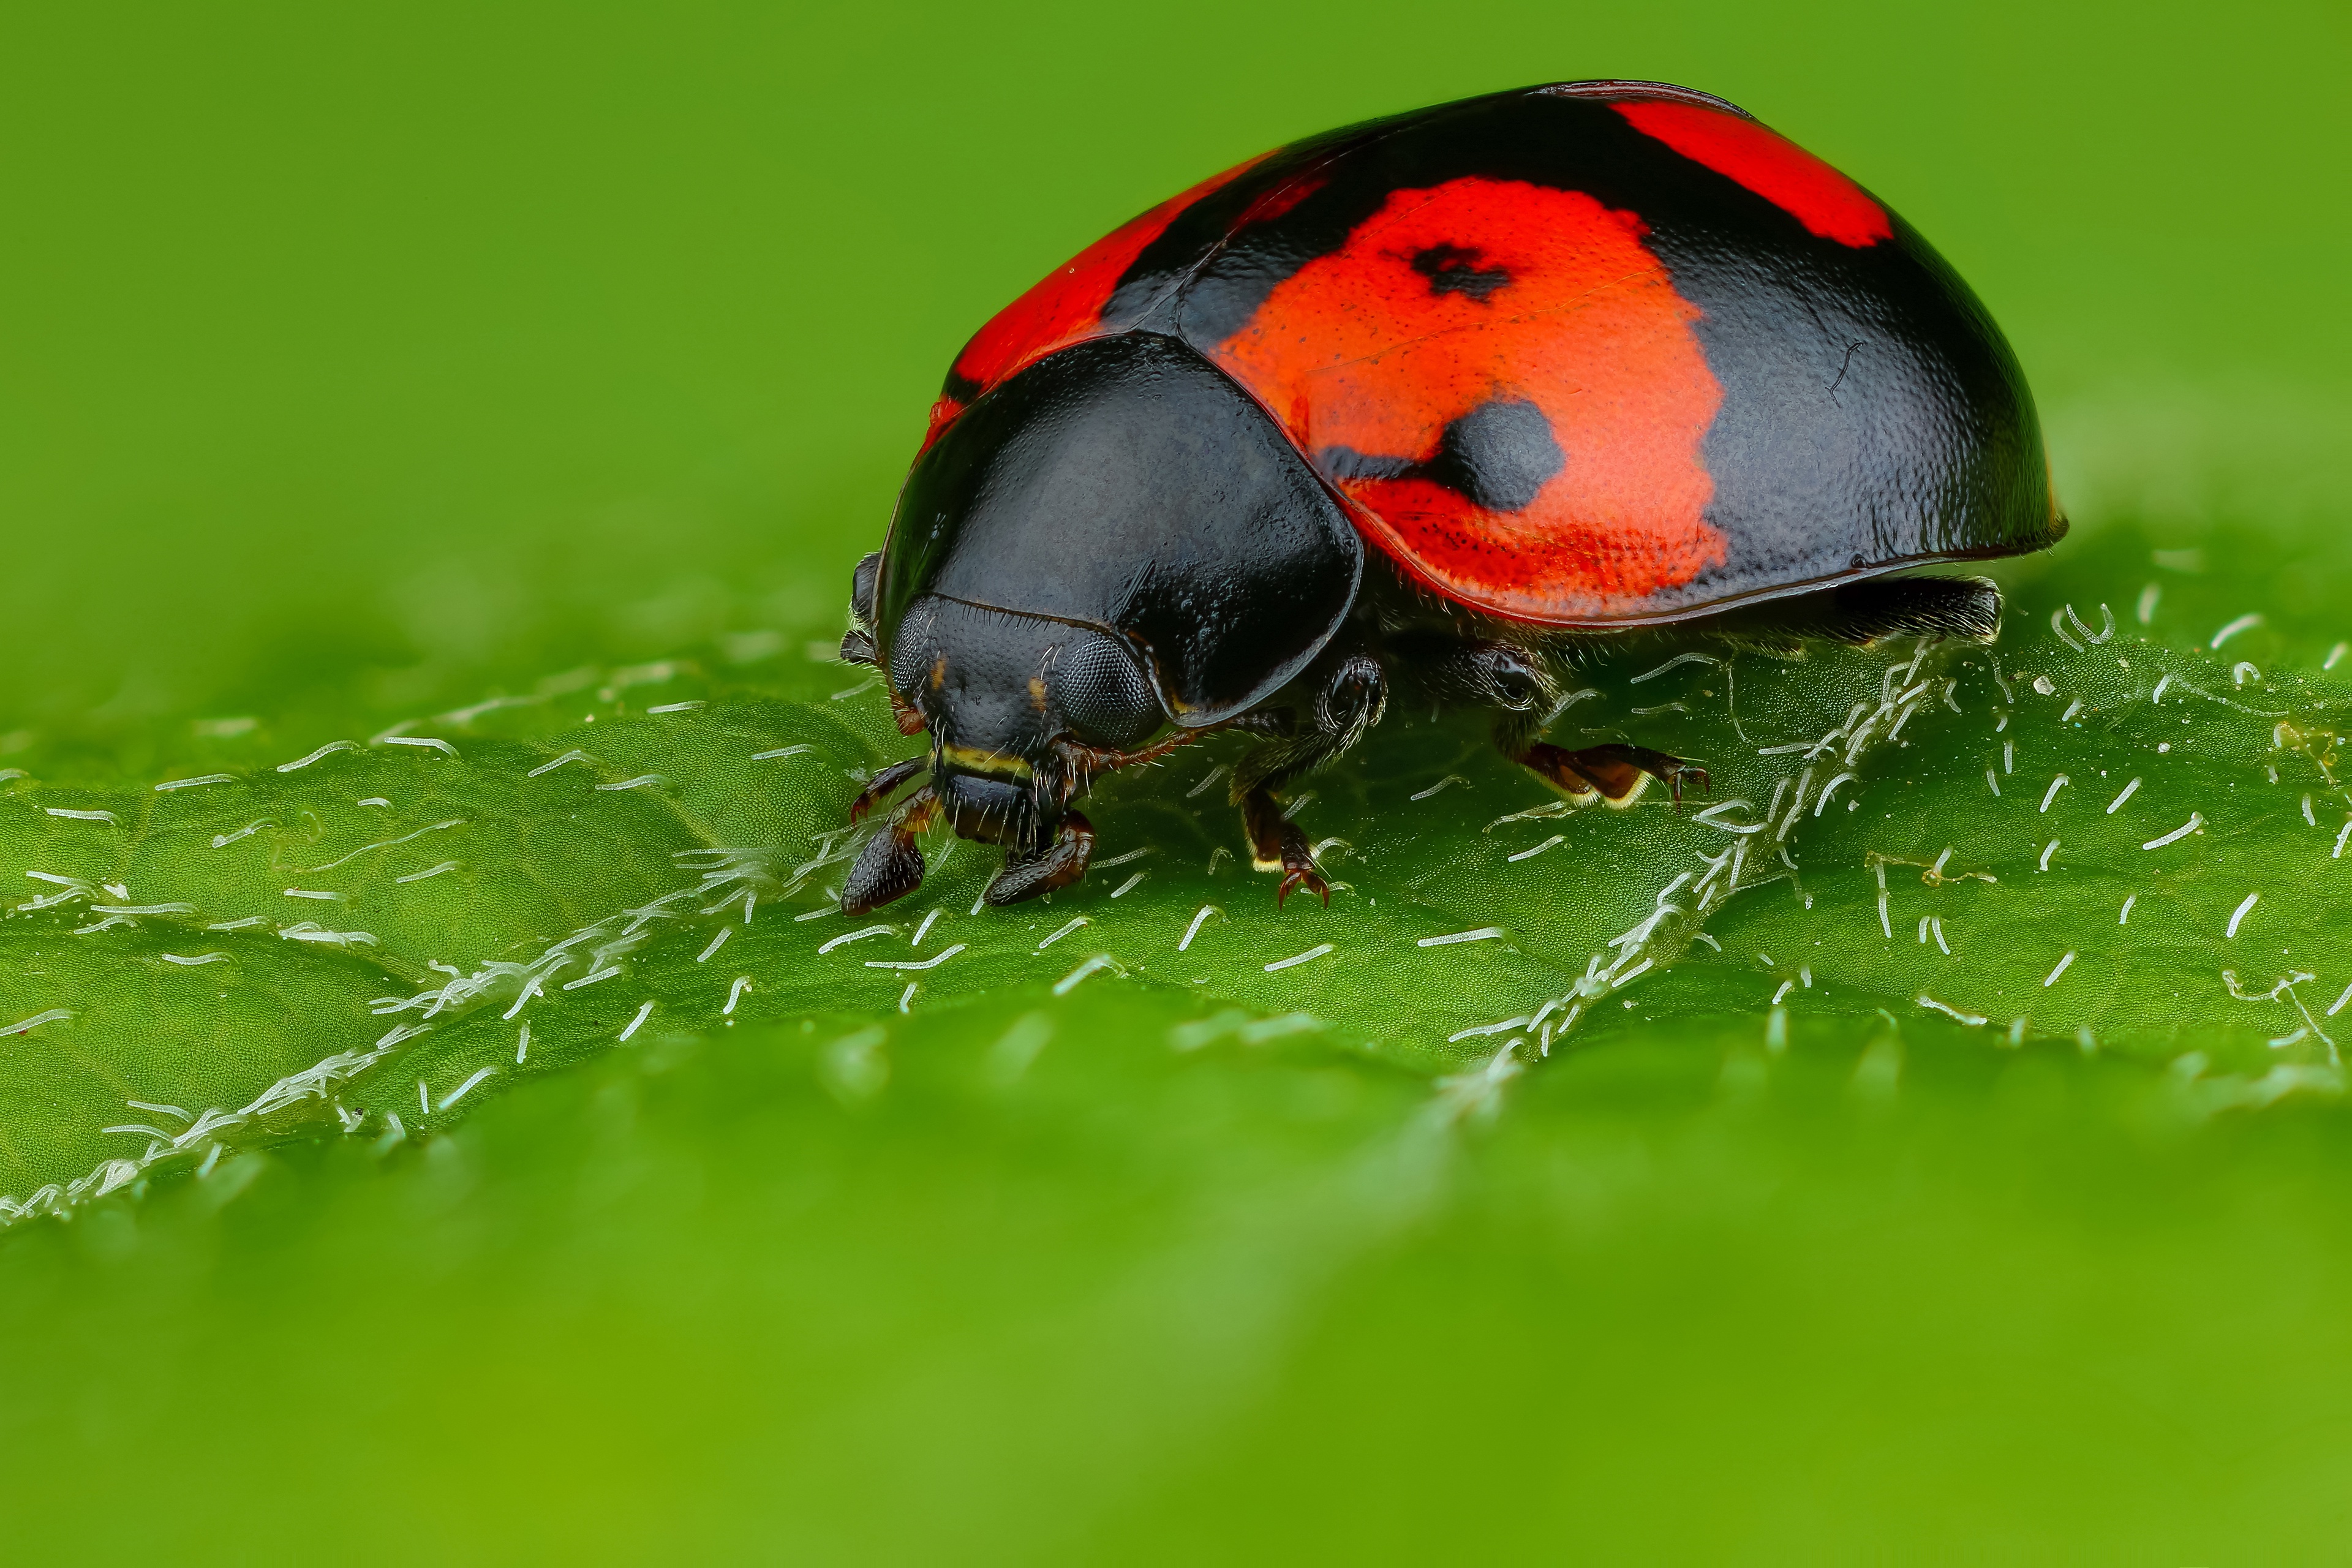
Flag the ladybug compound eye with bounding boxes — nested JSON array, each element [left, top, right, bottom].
[[885, 602, 937, 703], [1052, 631, 1162, 752]]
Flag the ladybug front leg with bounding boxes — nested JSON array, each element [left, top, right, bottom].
[[840, 785, 939, 916], [982, 810, 1096, 906], [1228, 651, 1386, 909], [847, 756, 928, 824]]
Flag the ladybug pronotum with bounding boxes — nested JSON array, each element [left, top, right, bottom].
[[836, 80, 2065, 916]]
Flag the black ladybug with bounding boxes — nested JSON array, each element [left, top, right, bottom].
[[835, 80, 2065, 916]]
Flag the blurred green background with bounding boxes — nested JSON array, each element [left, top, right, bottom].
[[6, 1, 2352, 1559], [6, 0, 2346, 747]]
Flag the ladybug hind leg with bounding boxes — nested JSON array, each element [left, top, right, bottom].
[[1415, 636, 1708, 810], [1230, 652, 1387, 908], [1518, 742, 1708, 809], [839, 551, 884, 666], [1701, 575, 2003, 654]]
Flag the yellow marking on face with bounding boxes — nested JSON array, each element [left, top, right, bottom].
[[930, 654, 947, 690], [1028, 676, 1049, 712], [940, 745, 1033, 780]]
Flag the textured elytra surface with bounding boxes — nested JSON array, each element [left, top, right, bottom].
[[936, 85, 2059, 627], [6, 551, 2348, 1221]]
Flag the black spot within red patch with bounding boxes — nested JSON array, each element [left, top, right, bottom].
[[916, 81, 2060, 629], [1215, 176, 1726, 619], [1317, 398, 1565, 514], [1409, 243, 1513, 301], [1420, 398, 1564, 512]]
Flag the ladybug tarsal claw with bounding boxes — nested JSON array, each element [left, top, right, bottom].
[[1624, 748, 1709, 810], [1242, 787, 1326, 911], [848, 756, 928, 825], [1275, 864, 1330, 910]]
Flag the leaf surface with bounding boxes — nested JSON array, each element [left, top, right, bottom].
[[7, 538, 2348, 1215]]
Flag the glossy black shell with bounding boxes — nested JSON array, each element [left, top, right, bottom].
[[874, 80, 2065, 742], [882, 333, 1363, 730]]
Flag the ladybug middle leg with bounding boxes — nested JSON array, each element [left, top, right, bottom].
[[1417, 637, 1709, 809], [1231, 652, 1387, 907]]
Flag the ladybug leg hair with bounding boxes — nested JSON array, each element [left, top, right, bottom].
[[1400, 636, 1559, 731], [982, 810, 1095, 907], [1051, 722, 1210, 785], [1411, 637, 1709, 810], [847, 756, 928, 824], [1229, 652, 1388, 908], [840, 785, 938, 916], [1702, 575, 2003, 654]]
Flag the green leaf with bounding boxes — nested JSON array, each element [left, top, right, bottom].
[[7, 535, 2348, 1216]]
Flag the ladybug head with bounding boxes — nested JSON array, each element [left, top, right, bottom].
[[887, 594, 1167, 851]]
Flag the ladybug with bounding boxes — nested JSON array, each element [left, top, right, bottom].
[[835, 80, 2065, 916]]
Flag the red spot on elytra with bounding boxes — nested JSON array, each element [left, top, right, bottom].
[[1616, 100, 1891, 248], [1214, 177, 1727, 622], [948, 154, 1265, 399]]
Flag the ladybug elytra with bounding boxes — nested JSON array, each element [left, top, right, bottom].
[[837, 80, 2065, 916]]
